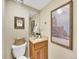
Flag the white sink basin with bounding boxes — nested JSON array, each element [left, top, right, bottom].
[[30, 37, 48, 44]]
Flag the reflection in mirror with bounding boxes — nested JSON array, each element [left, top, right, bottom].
[[31, 20, 35, 34], [29, 14, 41, 38], [32, 24, 41, 38]]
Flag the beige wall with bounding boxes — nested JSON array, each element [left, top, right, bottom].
[[5, 0, 38, 59], [39, 0, 77, 59], [4, 0, 76, 59], [2, 0, 6, 59]]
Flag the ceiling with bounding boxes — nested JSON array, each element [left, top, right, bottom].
[[13, 0, 52, 17], [16, 0, 52, 10]]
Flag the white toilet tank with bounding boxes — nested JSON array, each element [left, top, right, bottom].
[[12, 42, 27, 58]]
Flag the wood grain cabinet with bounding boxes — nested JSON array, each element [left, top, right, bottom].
[[29, 39, 48, 59]]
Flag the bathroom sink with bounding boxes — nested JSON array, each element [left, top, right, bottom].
[[29, 37, 48, 44]]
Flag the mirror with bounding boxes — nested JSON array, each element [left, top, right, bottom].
[[29, 14, 41, 38], [31, 20, 35, 34]]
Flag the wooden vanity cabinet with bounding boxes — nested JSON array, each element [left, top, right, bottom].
[[29, 40, 48, 59]]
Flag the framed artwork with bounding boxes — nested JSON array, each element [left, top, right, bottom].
[[14, 16, 25, 29], [51, 1, 73, 50]]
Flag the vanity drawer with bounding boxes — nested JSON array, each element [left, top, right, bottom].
[[34, 40, 48, 49]]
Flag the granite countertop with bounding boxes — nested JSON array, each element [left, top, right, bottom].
[[29, 37, 48, 44]]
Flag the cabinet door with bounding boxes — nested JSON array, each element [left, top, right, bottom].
[[40, 47, 45, 59], [43, 46, 48, 59], [35, 49, 41, 59], [40, 46, 48, 59], [35, 46, 48, 59], [29, 41, 34, 59]]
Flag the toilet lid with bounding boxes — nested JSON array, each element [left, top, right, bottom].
[[17, 56, 27, 59]]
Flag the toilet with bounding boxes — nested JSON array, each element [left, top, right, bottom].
[[12, 42, 27, 59]]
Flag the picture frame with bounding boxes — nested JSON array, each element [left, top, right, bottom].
[[51, 1, 73, 50], [14, 16, 25, 29]]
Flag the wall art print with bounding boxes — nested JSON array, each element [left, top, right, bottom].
[[51, 1, 73, 50]]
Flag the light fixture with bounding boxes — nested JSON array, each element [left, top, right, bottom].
[[16, 0, 20, 2], [16, 0, 24, 3], [57, 9, 62, 14]]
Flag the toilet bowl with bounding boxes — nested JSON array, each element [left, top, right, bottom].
[[12, 42, 27, 59], [17, 56, 27, 59]]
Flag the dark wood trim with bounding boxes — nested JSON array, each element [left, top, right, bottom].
[[51, 1, 73, 50], [51, 1, 72, 13], [70, 1, 73, 50]]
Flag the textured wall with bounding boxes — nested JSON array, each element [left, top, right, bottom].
[[5, 0, 38, 59], [2, 0, 6, 59], [39, 0, 77, 59]]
